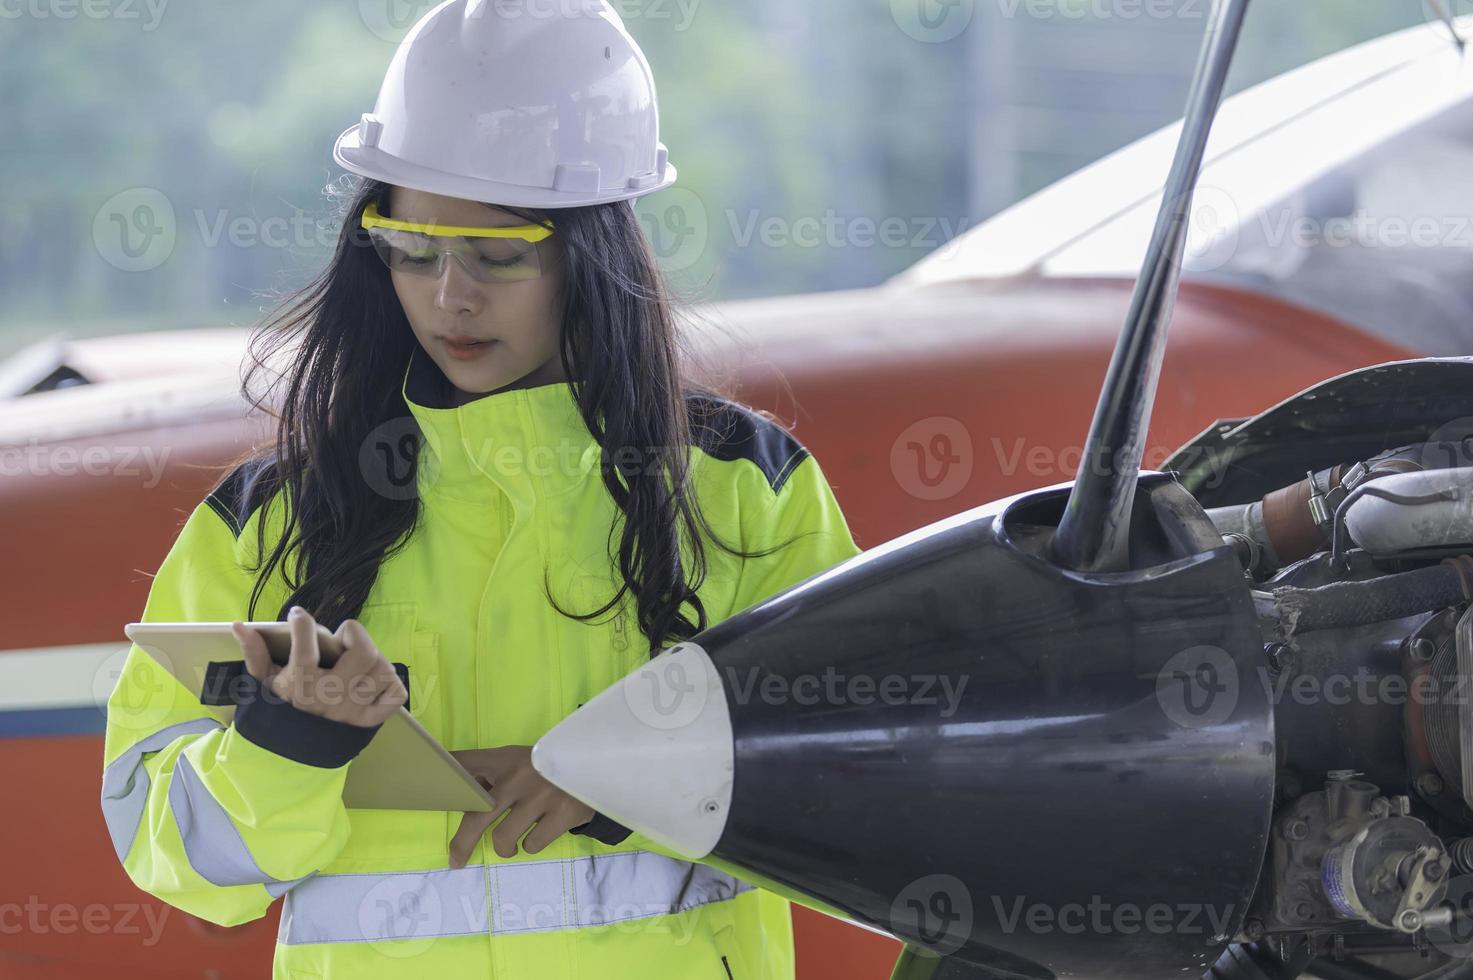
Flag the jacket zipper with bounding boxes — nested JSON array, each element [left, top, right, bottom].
[[613, 606, 628, 651], [721, 954, 734, 980]]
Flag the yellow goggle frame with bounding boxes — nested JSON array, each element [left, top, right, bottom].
[[360, 201, 554, 242]]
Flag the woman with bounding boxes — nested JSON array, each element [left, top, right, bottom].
[[100, 2, 861, 978]]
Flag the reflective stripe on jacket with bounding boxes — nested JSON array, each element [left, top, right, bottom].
[[101, 348, 862, 979]]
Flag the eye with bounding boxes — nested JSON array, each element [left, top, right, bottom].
[[479, 254, 529, 269], [473, 237, 535, 267]]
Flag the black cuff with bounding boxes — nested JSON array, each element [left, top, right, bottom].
[[570, 811, 634, 846], [231, 671, 382, 768]]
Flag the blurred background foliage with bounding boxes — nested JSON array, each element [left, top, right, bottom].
[[0, 0, 1437, 357]]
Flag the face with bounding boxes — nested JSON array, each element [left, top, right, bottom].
[[384, 186, 567, 405]]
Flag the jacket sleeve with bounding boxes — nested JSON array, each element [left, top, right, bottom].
[[728, 449, 862, 614], [100, 495, 379, 927]]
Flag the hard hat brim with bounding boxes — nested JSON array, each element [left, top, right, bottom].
[[333, 124, 677, 210]]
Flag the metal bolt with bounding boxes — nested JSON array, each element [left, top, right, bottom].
[[1243, 918, 1265, 941], [1417, 772, 1445, 797], [1294, 901, 1315, 921], [1410, 637, 1438, 663], [1283, 819, 1310, 841]]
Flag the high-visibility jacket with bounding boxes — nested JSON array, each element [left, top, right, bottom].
[[101, 347, 863, 979]]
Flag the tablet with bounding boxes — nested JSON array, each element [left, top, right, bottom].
[[122, 621, 495, 813]]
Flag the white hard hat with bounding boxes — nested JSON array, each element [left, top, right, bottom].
[[333, 0, 676, 208]]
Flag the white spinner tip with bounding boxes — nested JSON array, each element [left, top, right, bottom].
[[532, 641, 734, 859]]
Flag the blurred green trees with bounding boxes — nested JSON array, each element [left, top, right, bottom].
[[0, 0, 1433, 355]]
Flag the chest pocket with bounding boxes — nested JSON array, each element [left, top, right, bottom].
[[564, 561, 743, 700], [328, 599, 452, 872]]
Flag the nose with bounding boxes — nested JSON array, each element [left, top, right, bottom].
[[433, 252, 485, 316]]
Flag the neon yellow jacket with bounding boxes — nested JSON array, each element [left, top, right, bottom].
[[101, 349, 862, 979]]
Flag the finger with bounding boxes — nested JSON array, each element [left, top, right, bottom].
[[232, 623, 272, 681], [287, 606, 321, 674], [448, 810, 498, 869], [331, 620, 377, 677], [448, 748, 482, 770], [370, 674, 408, 710], [522, 808, 579, 855], [333, 649, 396, 725], [450, 747, 519, 783], [356, 649, 401, 694], [491, 802, 543, 859], [334, 654, 394, 714]]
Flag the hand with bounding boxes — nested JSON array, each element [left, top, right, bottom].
[[231, 606, 407, 728], [448, 745, 595, 866]]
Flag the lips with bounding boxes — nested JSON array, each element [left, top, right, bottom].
[[441, 336, 497, 361]]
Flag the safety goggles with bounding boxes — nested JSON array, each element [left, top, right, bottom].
[[360, 201, 555, 283]]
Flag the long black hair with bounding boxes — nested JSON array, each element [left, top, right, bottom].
[[232, 176, 798, 656]]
